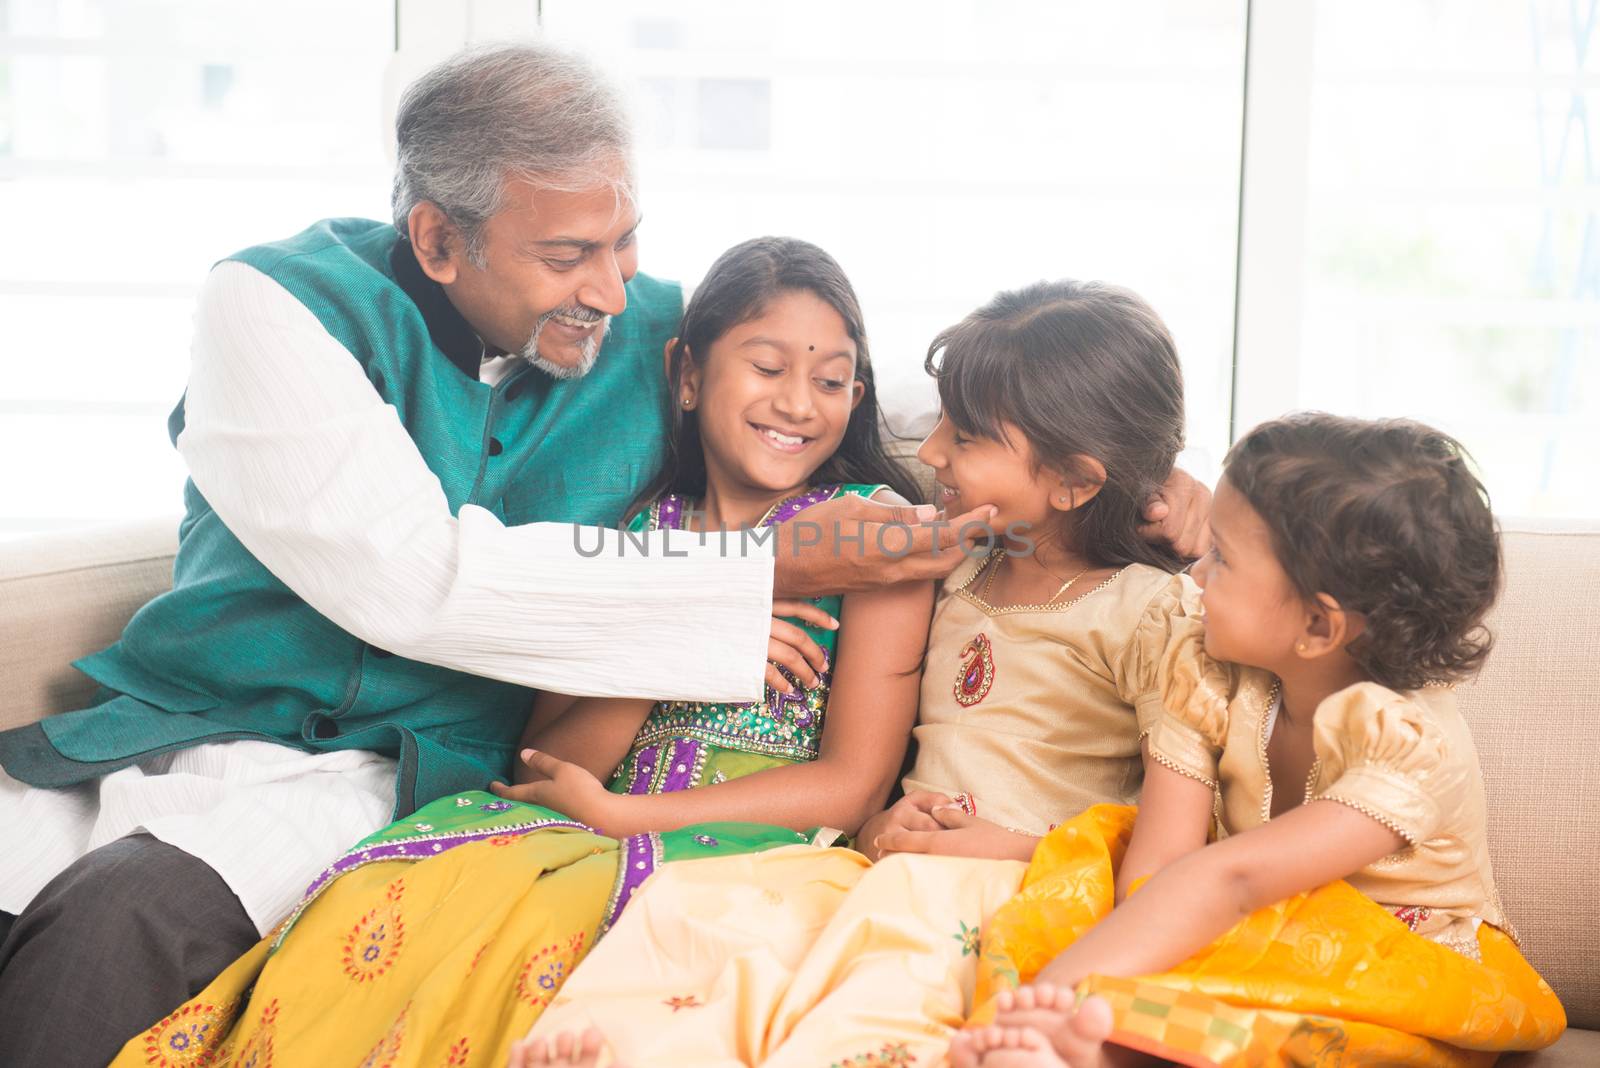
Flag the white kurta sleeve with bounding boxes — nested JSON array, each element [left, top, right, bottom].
[[176, 261, 773, 702]]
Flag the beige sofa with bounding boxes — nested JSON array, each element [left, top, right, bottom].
[[1, 517, 1596, 1064]]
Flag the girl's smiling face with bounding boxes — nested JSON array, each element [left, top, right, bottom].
[[916, 414, 1054, 537], [680, 289, 865, 498]]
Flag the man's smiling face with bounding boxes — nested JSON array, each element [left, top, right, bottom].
[[416, 167, 641, 378]]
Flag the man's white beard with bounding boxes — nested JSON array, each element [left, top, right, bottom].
[[521, 312, 611, 380]]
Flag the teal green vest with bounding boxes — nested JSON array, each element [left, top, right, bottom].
[[0, 219, 682, 815]]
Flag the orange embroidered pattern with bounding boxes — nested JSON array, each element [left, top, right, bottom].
[[357, 1004, 408, 1068], [664, 994, 704, 1012], [443, 1037, 471, 1067], [343, 879, 407, 983], [220, 999, 279, 1068], [514, 932, 587, 1010], [141, 999, 234, 1067], [954, 633, 995, 707], [466, 940, 492, 974]]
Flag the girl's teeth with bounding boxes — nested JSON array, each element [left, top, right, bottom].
[[763, 428, 803, 447]]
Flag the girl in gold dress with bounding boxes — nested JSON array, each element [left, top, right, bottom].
[[960, 414, 1566, 1068], [526, 280, 1222, 1065]]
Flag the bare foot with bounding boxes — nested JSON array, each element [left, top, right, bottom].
[[988, 983, 1115, 1068], [507, 1027, 620, 1068], [949, 1026, 985, 1068]]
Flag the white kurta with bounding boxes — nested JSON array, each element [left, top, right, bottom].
[[0, 260, 777, 932]]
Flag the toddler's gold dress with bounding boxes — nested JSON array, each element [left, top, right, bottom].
[[974, 671, 1567, 1066]]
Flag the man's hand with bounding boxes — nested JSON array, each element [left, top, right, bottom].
[[765, 599, 836, 692], [490, 749, 626, 834], [857, 790, 956, 861], [1138, 467, 1212, 560], [874, 804, 1038, 862], [773, 495, 998, 599]]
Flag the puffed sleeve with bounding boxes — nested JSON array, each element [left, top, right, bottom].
[[1314, 683, 1452, 846], [1111, 574, 1234, 788]]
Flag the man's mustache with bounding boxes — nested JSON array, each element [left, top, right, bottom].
[[544, 304, 606, 324]]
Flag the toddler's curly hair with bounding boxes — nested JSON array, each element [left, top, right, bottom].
[[1224, 413, 1502, 691]]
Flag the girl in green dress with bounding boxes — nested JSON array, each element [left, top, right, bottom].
[[113, 237, 936, 1068]]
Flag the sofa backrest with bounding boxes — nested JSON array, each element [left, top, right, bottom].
[[1455, 522, 1600, 1030], [0, 518, 178, 732]]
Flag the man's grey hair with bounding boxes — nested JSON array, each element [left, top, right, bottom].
[[391, 41, 634, 267]]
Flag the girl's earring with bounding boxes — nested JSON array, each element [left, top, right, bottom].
[[681, 397, 693, 408], [1295, 642, 1307, 653]]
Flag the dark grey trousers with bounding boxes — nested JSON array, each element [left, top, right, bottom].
[[0, 833, 258, 1068]]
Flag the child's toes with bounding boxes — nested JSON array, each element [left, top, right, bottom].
[[575, 1028, 605, 1067], [1046, 996, 1114, 1067], [1031, 982, 1066, 1010], [975, 1026, 1069, 1068], [1068, 996, 1113, 1045], [949, 1029, 983, 1068]]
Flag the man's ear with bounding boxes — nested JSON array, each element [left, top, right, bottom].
[[1296, 592, 1363, 659], [407, 202, 464, 286], [1047, 455, 1108, 514]]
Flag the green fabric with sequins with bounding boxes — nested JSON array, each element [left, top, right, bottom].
[[605, 483, 882, 793]]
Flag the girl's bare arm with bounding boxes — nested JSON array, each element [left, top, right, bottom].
[[506, 569, 935, 837], [1115, 750, 1215, 901], [513, 692, 656, 785]]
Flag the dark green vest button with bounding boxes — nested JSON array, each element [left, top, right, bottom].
[[488, 437, 504, 456], [307, 715, 340, 740]]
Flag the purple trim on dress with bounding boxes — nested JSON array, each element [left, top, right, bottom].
[[659, 738, 703, 793], [766, 485, 840, 526], [627, 744, 662, 795], [300, 818, 590, 900], [604, 831, 663, 931], [656, 495, 684, 531]]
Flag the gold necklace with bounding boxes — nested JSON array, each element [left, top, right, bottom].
[[979, 549, 1087, 607]]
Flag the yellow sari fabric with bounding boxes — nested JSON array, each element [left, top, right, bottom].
[[974, 805, 1566, 1068], [117, 825, 616, 1068]]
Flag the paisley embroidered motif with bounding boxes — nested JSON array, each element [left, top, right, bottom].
[[954, 633, 995, 707], [515, 932, 587, 1010], [343, 879, 406, 983], [223, 1000, 279, 1068], [356, 1004, 407, 1068], [141, 998, 234, 1066]]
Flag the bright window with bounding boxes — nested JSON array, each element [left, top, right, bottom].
[[540, 0, 1247, 476], [3, 0, 1595, 537], [1235, 0, 1600, 517], [0, 0, 393, 535]]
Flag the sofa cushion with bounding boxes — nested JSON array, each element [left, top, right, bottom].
[[0, 519, 177, 732], [1458, 523, 1600, 1031], [1502, 1027, 1600, 1066]]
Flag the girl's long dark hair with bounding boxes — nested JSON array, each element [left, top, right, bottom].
[[628, 236, 921, 520], [925, 279, 1187, 573]]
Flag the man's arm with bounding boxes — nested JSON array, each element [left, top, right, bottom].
[[178, 261, 772, 702]]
